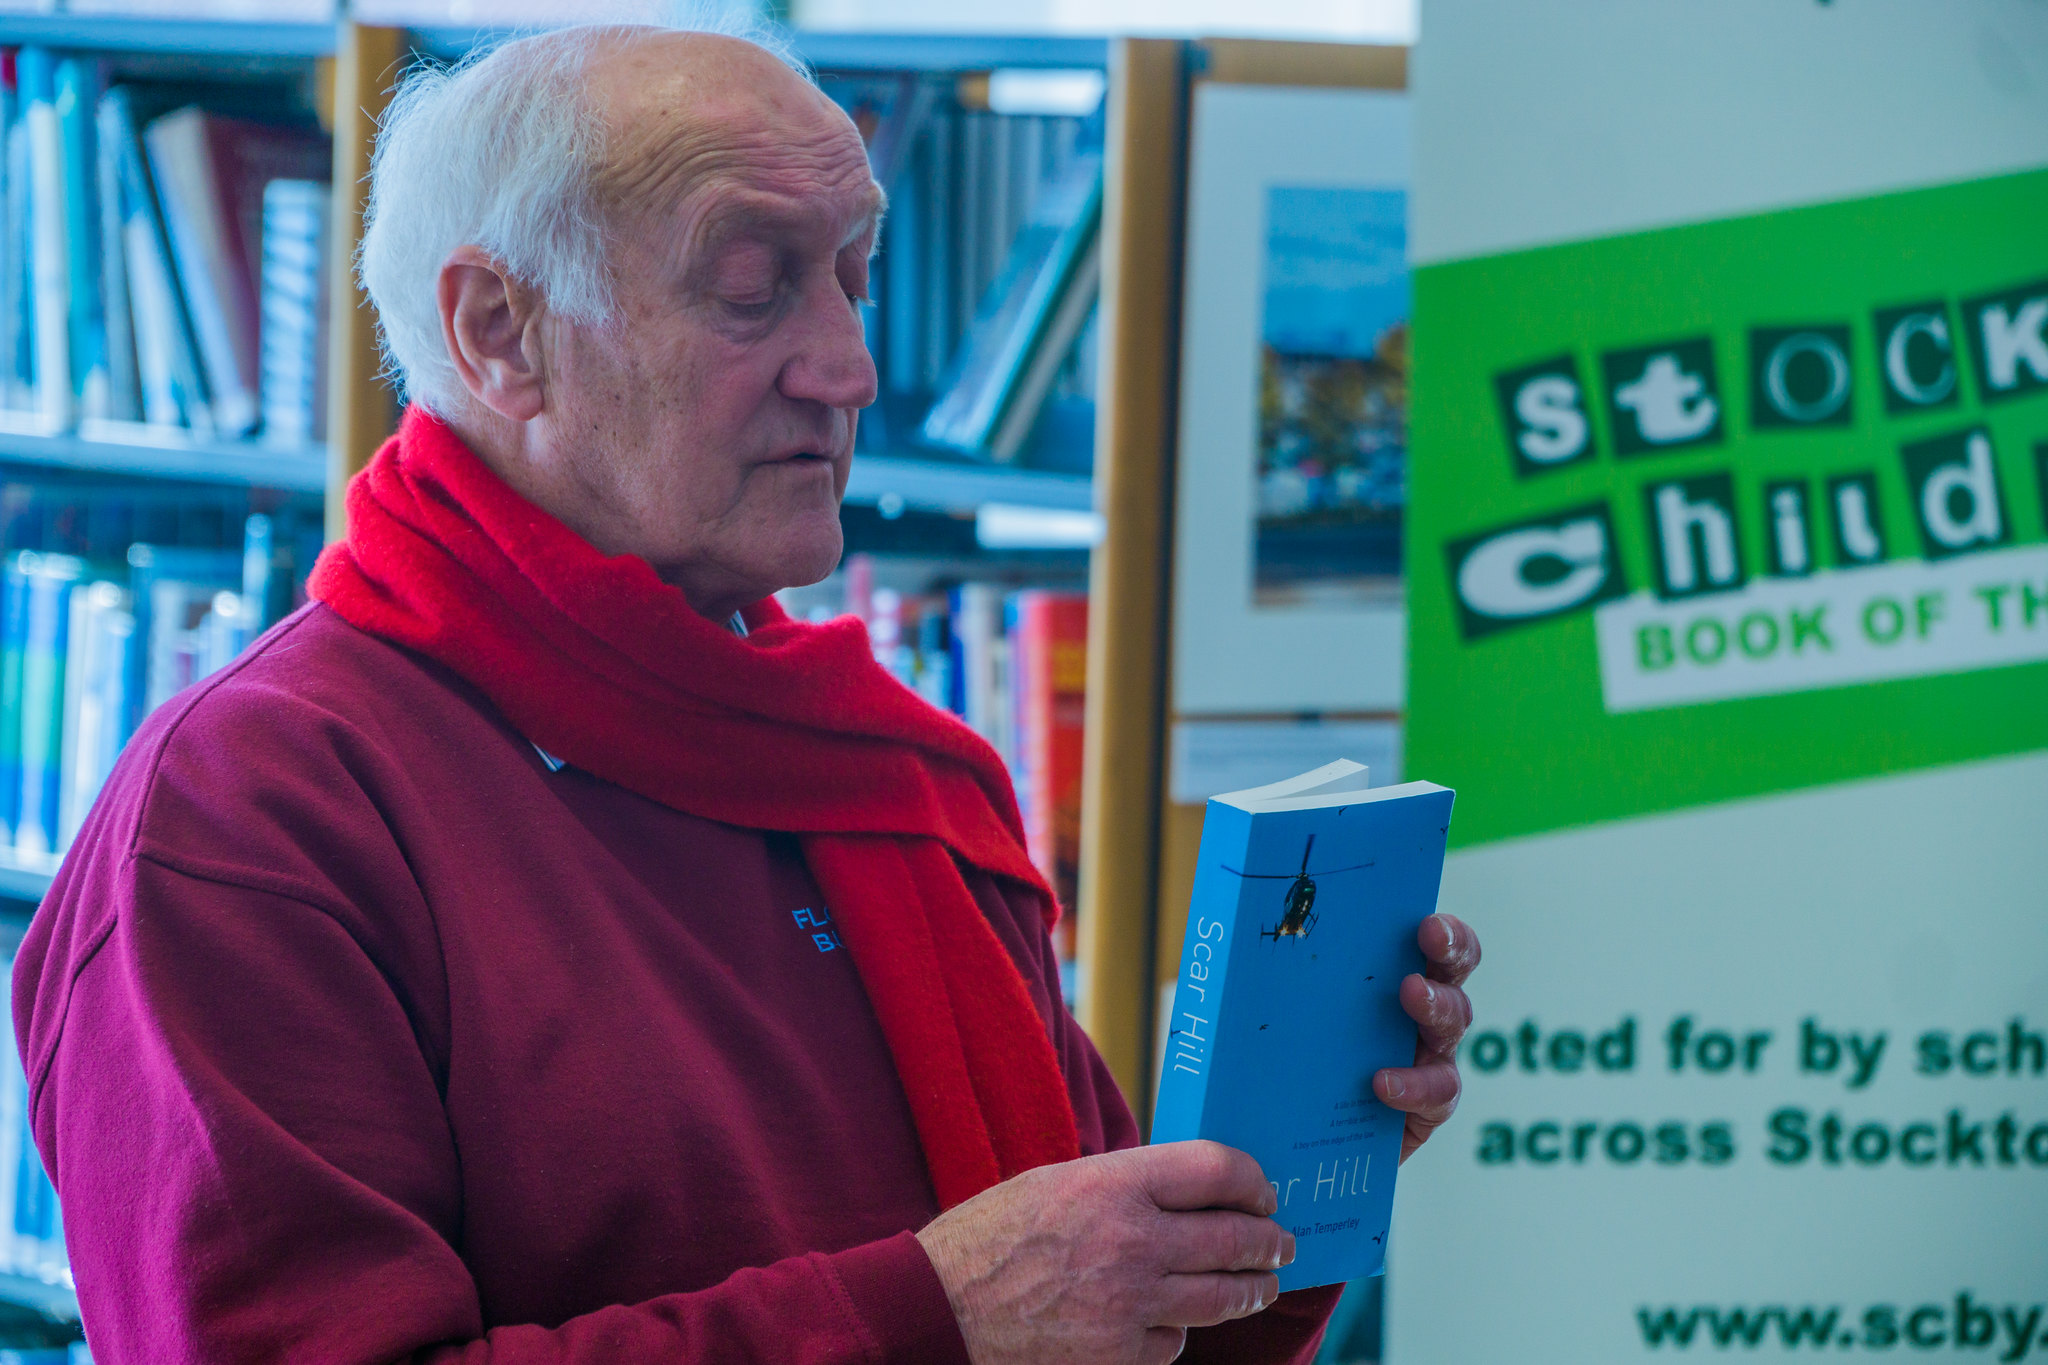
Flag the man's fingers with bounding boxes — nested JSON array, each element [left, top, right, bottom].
[[1374, 1059, 1461, 1122], [1156, 1210, 1295, 1274], [1131, 1140, 1276, 1215], [1418, 913, 1481, 986], [1399, 974, 1472, 1057], [1153, 1270, 1282, 1328], [1141, 1326, 1190, 1365]]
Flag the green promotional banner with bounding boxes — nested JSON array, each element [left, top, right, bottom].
[[1393, 5, 2048, 1362], [1410, 167, 2048, 846]]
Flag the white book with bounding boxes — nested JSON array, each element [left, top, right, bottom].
[[124, 215, 185, 428], [24, 70, 70, 432]]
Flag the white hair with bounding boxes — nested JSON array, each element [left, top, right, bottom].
[[358, 14, 810, 412]]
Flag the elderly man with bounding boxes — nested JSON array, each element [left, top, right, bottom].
[[13, 23, 1478, 1365]]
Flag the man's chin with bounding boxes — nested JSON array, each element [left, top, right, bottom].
[[768, 523, 846, 596]]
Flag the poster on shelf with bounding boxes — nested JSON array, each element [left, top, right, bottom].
[[1393, 4, 2048, 1363], [1252, 186, 1407, 609], [1172, 84, 1410, 715]]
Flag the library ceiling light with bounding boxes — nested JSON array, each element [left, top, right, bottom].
[[985, 69, 1107, 118], [975, 503, 1104, 550]]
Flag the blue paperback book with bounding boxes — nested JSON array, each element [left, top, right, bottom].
[[1151, 759, 1454, 1291]]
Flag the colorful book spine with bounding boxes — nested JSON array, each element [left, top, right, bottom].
[[0, 558, 26, 845], [15, 549, 80, 858], [1013, 590, 1088, 960]]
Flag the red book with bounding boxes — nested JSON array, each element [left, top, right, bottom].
[[1012, 590, 1087, 961]]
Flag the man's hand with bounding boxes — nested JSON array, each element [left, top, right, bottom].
[[1375, 912, 1481, 1161], [916, 1141, 1294, 1365]]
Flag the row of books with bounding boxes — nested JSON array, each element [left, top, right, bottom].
[[828, 563, 1089, 996], [0, 476, 309, 865], [841, 78, 1104, 464], [0, 49, 330, 450]]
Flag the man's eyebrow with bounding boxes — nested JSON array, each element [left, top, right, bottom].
[[841, 186, 888, 251], [687, 184, 887, 258]]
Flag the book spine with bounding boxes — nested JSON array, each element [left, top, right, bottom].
[[56, 577, 90, 850], [0, 61, 16, 412], [55, 57, 106, 421], [95, 87, 139, 422], [19, 48, 70, 431], [0, 556, 27, 844], [1150, 802, 1253, 1143], [4, 76, 33, 411], [15, 556, 72, 858], [257, 178, 327, 449], [58, 579, 128, 850]]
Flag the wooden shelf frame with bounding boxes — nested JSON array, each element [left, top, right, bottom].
[[1074, 37, 1189, 1111]]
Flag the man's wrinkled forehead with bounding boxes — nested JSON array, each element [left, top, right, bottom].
[[588, 36, 878, 249]]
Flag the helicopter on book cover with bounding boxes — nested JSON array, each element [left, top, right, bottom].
[[1225, 834, 1374, 942]]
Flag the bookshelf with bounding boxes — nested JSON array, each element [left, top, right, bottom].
[[0, 11, 335, 506], [0, 423, 325, 490], [0, 15, 333, 58]]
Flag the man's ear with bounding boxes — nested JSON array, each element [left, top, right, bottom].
[[437, 246, 548, 421]]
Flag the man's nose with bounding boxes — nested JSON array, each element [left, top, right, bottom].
[[780, 278, 880, 412]]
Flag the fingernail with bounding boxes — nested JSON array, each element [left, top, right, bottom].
[[1435, 915, 1455, 955], [1382, 1072, 1406, 1099], [1422, 980, 1438, 1008], [1280, 1233, 1298, 1266]]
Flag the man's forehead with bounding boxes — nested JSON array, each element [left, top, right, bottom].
[[591, 41, 877, 244], [683, 169, 885, 252]]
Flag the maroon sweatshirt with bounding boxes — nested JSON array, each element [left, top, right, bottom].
[[13, 604, 1336, 1364]]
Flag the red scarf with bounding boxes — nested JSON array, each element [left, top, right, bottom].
[[310, 407, 1082, 1209]]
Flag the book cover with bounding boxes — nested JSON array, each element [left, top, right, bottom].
[[1152, 760, 1454, 1290]]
